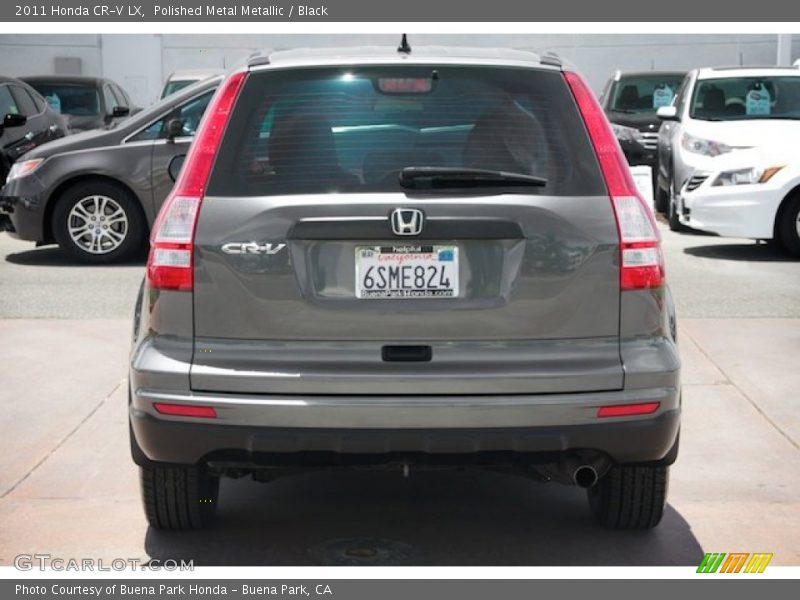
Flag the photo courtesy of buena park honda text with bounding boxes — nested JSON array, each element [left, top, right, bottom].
[[0, 0, 798, 596]]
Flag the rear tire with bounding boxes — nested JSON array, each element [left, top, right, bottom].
[[776, 194, 800, 257], [140, 465, 219, 530], [52, 179, 146, 264], [587, 465, 669, 529]]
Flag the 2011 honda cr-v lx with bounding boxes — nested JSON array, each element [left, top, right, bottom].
[[129, 44, 681, 531]]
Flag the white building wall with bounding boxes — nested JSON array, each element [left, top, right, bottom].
[[0, 33, 797, 108], [100, 35, 163, 108], [0, 34, 102, 78]]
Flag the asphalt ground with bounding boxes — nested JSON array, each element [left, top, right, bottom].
[[0, 223, 798, 566]]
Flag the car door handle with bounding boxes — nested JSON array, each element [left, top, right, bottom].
[[24, 131, 34, 141], [48, 125, 59, 133]]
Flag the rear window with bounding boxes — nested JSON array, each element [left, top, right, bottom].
[[208, 66, 605, 197]]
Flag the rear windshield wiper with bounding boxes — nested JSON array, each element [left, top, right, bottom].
[[399, 167, 547, 190]]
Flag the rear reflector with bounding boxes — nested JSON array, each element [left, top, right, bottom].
[[564, 71, 664, 291], [597, 402, 660, 418], [146, 70, 247, 291], [153, 402, 217, 419]]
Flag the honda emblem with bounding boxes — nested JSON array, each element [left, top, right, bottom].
[[390, 208, 424, 236]]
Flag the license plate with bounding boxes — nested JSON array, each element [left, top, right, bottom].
[[355, 245, 459, 299]]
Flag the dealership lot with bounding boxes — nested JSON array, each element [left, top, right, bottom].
[[0, 225, 798, 566]]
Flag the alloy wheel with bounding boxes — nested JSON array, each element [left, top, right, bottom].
[[67, 195, 128, 254]]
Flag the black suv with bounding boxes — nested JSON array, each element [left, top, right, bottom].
[[599, 71, 686, 193]]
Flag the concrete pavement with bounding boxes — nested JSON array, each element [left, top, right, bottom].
[[0, 224, 798, 565]]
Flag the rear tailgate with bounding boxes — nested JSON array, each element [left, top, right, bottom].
[[189, 63, 621, 395]]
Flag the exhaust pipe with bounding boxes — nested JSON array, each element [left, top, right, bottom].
[[572, 464, 599, 488], [559, 454, 604, 488]]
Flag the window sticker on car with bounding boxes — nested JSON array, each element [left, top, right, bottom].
[[745, 86, 771, 115], [652, 84, 674, 108], [45, 94, 61, 113]]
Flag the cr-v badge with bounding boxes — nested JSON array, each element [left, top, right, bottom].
[[221, 242, 287, 255]]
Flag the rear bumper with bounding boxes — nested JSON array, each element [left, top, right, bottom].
[[129, 387, 681, 466]]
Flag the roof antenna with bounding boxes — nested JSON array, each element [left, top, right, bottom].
[[397, 34, 411, 55]]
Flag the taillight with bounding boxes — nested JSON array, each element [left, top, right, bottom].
[[564, 71, 665, 291], [146, 71, 247, 291]]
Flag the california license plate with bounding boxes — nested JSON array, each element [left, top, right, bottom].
[[355, 245, 459, 299]]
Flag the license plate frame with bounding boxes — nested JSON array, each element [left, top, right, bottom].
[[354, 245, 459, 299]]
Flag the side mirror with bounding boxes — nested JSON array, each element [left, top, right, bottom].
[[166, 118, 184, 141], [3, 113, 27, 128], [656, 106, 679, 121], [111, 106, 130, 118], [167, 154, 186, 183]]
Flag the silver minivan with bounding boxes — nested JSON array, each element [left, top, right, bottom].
[[129, 46, 681, 532]]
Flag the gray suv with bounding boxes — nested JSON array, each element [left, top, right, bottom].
[[130, 46, 681, 532]]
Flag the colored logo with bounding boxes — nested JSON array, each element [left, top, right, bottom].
[[697, 552, 773, 573]]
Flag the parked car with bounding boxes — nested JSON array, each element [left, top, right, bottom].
[[161, 68, 223, 98], [0, 75, 222, 262], [656, 66, 800, 253], [22, 75, 138, 132], [0, 75, 67, 186], [599, 70, 686, 197], [129, 46, 680, 531]]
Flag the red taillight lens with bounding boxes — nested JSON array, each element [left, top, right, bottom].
[[564, 71, 664, 291], [153, 402, 217, 418], [146, 71, 247, 291], [597, 402, 660, 418]]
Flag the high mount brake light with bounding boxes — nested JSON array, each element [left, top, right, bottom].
[[564, 71, 665, 291], [377, 77, 434, 93], [146, 71, 247, 291]]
